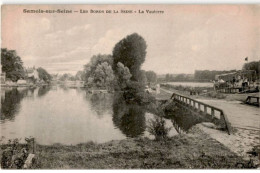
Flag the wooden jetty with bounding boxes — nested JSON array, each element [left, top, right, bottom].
[[170, 93, 232, 135]]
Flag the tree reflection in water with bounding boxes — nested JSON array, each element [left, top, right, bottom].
[[112, 93, 146, 138], [1, 88, 29, 121], [165, 106, 211, 132], [38, 86, 51, 97], [85, 93, 114, 117]]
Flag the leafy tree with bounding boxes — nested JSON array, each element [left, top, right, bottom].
[[94, 62, 115, 89], [37, 67, 52, 82], [243, 61, 260, 78], [83, 54, 115, 89], [112, 33, 147, 82], [59, 73, 73, 81], [116, 62, 132, 89], [87, 76, 94, 87], [1, 48, 25, 82], [84, 54, 113, 80], [145, 70, 157, 83], [140, 70, 147, 85]]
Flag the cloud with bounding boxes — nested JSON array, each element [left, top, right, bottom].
[[66, 24, 90, 35], [91, 28, 130, 55], [22, 45, 93, 74], [45, 24, 91, 39]]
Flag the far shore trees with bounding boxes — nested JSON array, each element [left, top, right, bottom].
[[75, 71, 85, 81], [59, 73, 76, 81], [1, 48, 26, 82]]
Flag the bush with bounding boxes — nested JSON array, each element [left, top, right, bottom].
[[1, 137, 36, 169], [147, 117, 171, 140]]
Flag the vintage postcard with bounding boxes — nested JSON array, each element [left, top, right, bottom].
[[0, 4, 259, 169]]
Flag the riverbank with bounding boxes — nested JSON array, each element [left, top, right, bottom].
[[156, 87, 259, 165], [0, 126, 255, 169], [197, 123, 260, 163], [159, 84, 259, 102], [1, 83, 49, 88]]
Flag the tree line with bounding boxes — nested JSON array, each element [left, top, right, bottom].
[[162, 61, 259, 82], [1, 48, 52, 83]]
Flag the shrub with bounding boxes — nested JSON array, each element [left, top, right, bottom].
[[147, 117, 171, 140], [1, 137, 36, 169]]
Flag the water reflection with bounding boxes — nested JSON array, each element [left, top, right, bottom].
[[1, 88, 28, 121], [85, 93, 113, 117], [38, 86, 51, 97], [165, 106, 211, 132], [112, 94, 146, 138], [1, 86, 191, 144], [1, 87, 52, 122]]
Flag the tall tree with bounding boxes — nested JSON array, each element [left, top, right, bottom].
[[1, 48, 25, 82], [112, 33, 147, 82]]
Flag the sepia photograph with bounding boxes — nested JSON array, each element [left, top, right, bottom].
[[0, 4, 259, 169]]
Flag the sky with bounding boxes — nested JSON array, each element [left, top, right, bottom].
[[1, 5, 260, 75]]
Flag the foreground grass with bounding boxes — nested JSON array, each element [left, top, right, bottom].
[[6, 127, 252, 169]]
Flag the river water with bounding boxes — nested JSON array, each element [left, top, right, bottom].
[[166, 82, 213, 88], [1, 86, 186, 145]]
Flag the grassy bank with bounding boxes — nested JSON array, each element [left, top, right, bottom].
[[1, 126, 255, 169]]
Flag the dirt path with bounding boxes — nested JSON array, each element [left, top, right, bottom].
[[196, 99, 260, 130], [197, 123, 259, 163]]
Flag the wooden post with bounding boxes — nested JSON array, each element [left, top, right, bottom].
[[220, 111, 231, 135], [211, 108, 214, 118], [198, 103, 201, 111], [204, 105, 207, 114]]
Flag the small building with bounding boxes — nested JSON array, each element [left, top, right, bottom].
[[214, 70, 257, 93], [17, 79, 27, 85], [26, 67, 39, 84]]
